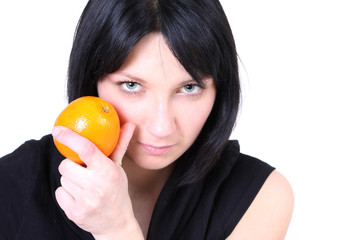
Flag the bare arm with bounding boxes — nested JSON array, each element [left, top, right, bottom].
[[227, 170, 294, 240]]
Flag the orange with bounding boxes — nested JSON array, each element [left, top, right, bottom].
[[53, 96, 120, 165]]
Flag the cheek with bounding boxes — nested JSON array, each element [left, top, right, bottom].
[[178, 102, 214, 139], [111, 101, 144, 126], [98, 81, 143, 124]]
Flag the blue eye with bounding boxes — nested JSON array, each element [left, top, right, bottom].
[[118, 81, 142, 95], [179, 84, 202, 94], [184, 84, 197, 92], [124, 82, 138, 90]]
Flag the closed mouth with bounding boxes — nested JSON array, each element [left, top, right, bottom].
[[138, 142, 174, 155]]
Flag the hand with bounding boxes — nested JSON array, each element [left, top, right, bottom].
[[52, 123, 144, 239]]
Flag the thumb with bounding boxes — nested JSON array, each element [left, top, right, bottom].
[[111, 122, 136, 166]]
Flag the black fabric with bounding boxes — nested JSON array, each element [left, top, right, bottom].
[[0, 135, 274, 239]]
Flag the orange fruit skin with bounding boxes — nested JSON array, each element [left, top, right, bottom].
[[53, 96, 120, 165]]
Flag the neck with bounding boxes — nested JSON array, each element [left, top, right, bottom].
[[121, 157, 175, 238], [122, 156, 175, 199]]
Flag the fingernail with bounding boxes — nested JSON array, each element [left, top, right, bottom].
[[52, 127, 61, 137]]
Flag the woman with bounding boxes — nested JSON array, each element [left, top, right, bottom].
[[0, 0, 294, 239]]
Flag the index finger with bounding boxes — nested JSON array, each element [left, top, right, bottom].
[[52, 126, 107, 169]]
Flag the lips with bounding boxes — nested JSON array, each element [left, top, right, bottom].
[[139, 142, 174, 155]]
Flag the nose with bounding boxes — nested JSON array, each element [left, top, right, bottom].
[[146, 100, 176, 138]]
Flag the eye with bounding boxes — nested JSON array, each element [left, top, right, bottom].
[[179, 84, 202, 94], [124, 82, 139, 90], [184, 84, 196, 92], [117, 81, 142, 95]]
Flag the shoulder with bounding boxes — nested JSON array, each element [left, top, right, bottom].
[[0, 134, 61, 185], [227, 170, 294, 240], [1, 134, 54, 161], [216, 141, 275, 177], [203, 141, 277, 236], [214, 141, 276, 203], [0, 134, 58, 236], [0, 135, 61, 208], [0, 134, 59, 194], [0, 135, 56, 174]]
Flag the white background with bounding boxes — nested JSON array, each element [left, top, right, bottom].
[[1, 1, 359, 239]]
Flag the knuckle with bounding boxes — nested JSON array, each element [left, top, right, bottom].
[[68, 208, 84, 224], [106, 169, 121, 183], [94, 189, 106, 200], [68, 201, 96, 224], [83, 197, 100, 213], [58, 159, 71, 175], [58, 162, 65, 175], [78, 140, 96, 159], [59, 176, 65, 186], [118, 143, 128, 153]]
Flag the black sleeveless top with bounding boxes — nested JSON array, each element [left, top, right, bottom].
[[0, 135, 274, 239]]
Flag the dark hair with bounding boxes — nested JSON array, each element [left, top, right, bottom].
[[67, 0, 240, 185]]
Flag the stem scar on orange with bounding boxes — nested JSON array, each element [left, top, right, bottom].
[[53, 96, 120, 165]]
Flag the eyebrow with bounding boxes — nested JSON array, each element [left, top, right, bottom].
[[116, 71, 212, 88], [115, 72, 147, 84], [179, 78, 213, 88]]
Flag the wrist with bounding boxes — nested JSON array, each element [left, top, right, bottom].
[[92, 217, 144, 240]]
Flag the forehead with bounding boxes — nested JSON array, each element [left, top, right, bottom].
[[118, 33, 192, 82]]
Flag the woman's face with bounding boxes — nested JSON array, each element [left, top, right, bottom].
[[97, 33, 216, 171]]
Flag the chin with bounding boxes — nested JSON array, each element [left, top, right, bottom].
[[125, 153, 177, 171]]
